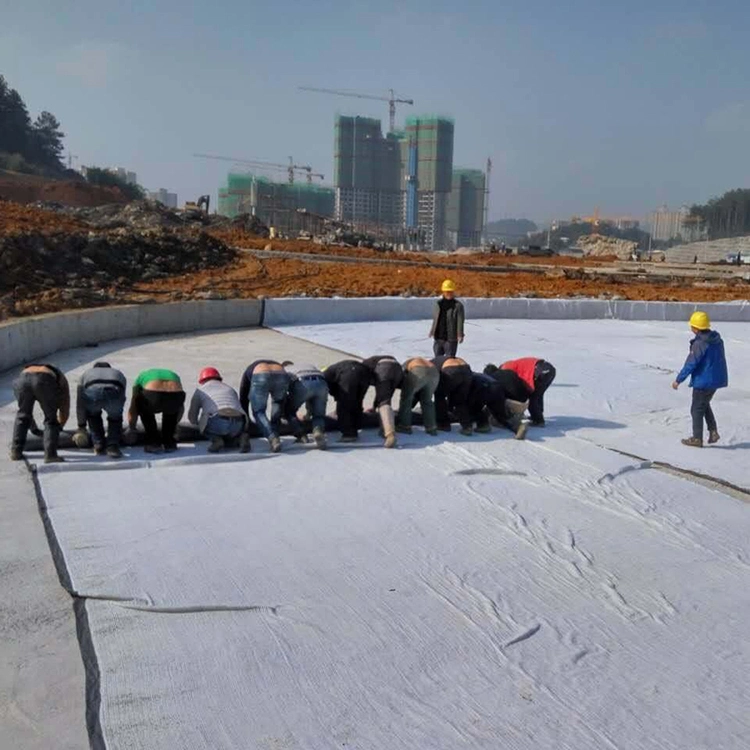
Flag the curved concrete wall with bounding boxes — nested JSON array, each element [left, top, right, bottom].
[[2, 296, 748, 373], [262, 296, 750, 327], [0, 300, 263, 374]]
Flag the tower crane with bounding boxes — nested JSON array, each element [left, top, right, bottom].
[[193, 153, 324, 184], [298, 86, 414, 133]]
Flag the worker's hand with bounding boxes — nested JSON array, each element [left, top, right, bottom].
[[459, 335, 465, 343], [671, 381, 679, 390]]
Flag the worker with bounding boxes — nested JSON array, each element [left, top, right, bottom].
[[468, 372, 528, 439], [188, 367, 249, 453], [497, 357, 557, 426], [283, 361, 329, 449], [432, 355, 473, 435], [362, 355, 404, 448], [239, 359, 292, 453], [429, 279, 465, 357], [396, 357, 439, 435], [72, 362, 127, 459], [672, 311, 729, 447], [10, 363, 70, 463], [323, 360, 373, 442], [127, 368, 185, 453], [483, 364, 534, 404]]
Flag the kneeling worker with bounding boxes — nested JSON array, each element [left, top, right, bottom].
[[283, 361, 329, 449], [127, 368, 185, 453], [468, 372, 528, 439], [324, 360, 373, 442], [239, 360, 293, 453], [499, 357, 556, 426], [432, 355, 474, 435], [362, 355, 403, 448], [10, 363, 70, 463], [188, 367, 249, 453], [396, 357, 439, 435], [73, 362, 127, 458]]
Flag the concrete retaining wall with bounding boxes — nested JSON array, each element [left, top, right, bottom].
[[0, 300, 263, 373], [2, 297, 748, 373], [263, 297, 750, 327]]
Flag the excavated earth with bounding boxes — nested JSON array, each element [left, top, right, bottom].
[[1, 200, 749, 320]]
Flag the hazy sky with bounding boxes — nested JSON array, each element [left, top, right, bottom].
[[2, 0, 749, 223]]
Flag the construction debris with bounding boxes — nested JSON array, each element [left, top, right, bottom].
[[579, 234, 638, 260]]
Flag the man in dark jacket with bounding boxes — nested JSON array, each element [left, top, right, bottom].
[[11, 363, 70, 463], [672, 311, 729, 447], [432, 355, 473, 435], [73, 362, 127, 458], [324, 360, 373, 442], [429, 279, 465, 357]]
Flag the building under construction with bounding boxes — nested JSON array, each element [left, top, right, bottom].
[[218, 174, 335, 235], [447, 168, 486, 248]]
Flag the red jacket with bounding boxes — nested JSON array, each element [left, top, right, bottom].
[[501, 357, 540, 392]]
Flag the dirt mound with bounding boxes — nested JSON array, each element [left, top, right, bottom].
[[0, 170, 128, 207], [0, 200, 88, 234], [579, 234, 637, 260]]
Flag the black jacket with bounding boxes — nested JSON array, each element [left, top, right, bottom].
[[429, 298, 465, 341], [483, 365, 531, 402]]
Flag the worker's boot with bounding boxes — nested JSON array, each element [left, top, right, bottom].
[[312, 426, 327, 450], [460, 426, 473, 436], [44, 424, 64, 463], [395, 424, 412, 435], [106, 445, 123, 459], [207, 436, 224, 453], [72, 428, 91, 449], [681, 436, 703, 448], [269, 435, 282, 453], [475, 422, 492, 434], [378, 405, 397, 449], [238, 432, 251, 453], [295, 431, 310, 444], [10, 447, 23, 461], [708, 430, 720, 444]]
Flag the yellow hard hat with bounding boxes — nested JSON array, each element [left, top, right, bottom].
[[441, 279, 457, 292], [689, 311, 710, 330]]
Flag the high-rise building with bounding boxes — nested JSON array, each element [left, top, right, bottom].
[[334, 115, 403, 228], [149, 188, 178, 208], [649, 205, 690, 241], [218, 173, 335, 234], [447, 169, 486, 248], [403, 116, 454, 251]]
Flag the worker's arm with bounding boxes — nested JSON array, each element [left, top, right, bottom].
[[239, 369, 250, 416], [127, 385, 141, 428], [76, 382, 87, 429], [57, 374, 70, 427], [187, 390, 201, 426], [457, 302, 465, 341], [428, 302, 439, 338], [675, 338, 709, 385]]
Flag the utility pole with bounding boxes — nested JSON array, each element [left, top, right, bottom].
[[482, 157, 492, 246]]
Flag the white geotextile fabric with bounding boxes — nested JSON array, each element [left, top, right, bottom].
[[34, 319, 750, 749], [278, 318, 750, 491]]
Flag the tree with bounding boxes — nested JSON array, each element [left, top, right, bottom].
[[689, 188, 750, 240], [83, 166, 145, 200], [0, 76, 32, 156], [31, 111, 65, 169]]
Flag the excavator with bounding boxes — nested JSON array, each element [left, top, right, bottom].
[[184, 194, 210, 214]]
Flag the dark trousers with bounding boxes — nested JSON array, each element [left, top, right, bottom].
[[373, 361, 403, 407], [329, 363, 371, 438], [82, 384, 125, 448], [529, 361, 556, 423], [691, 388, 717, 440], [135, 390, 186, 447], [12, 372, 61, 456], [433, 339, 458, 358], [435, 365, 473, 429]]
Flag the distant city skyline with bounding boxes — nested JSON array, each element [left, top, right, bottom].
[[2, 0, 749, 223]]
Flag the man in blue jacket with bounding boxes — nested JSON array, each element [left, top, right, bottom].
[[672, 311, 729, 447]]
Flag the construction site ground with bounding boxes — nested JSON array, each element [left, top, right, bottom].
[[2, 199, 750, 321]]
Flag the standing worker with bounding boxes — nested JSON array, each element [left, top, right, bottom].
[[672, 311, 728, 447], [396, 357, 440, 436], [283, 361, 329, 449], [429, 279, 465, 357], [73, 362, 127, 459], [127, 368, 185, 453], [362, 355, 403, 448], [432, 355, 474, 435], [239, 359, 293, 453], [10, 363, 70, 463], [324, 360, 373, 443], [188, 367, 249, 453], [499, 357, 556, 426]]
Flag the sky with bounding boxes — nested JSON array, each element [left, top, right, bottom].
[[2, 0, 749, 224]]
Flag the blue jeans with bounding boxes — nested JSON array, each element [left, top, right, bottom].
[[205, 414, 246, 439], [81, 384, 126, 448], [289, 376, 329, 431], [250, 372, 290, 439]]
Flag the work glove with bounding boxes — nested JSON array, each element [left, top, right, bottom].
[[72, 429, 91, 449]]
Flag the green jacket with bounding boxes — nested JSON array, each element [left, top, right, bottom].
[[429, 299, 465, 341]]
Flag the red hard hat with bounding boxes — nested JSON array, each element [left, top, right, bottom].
[[198, 367, 222, 384]]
